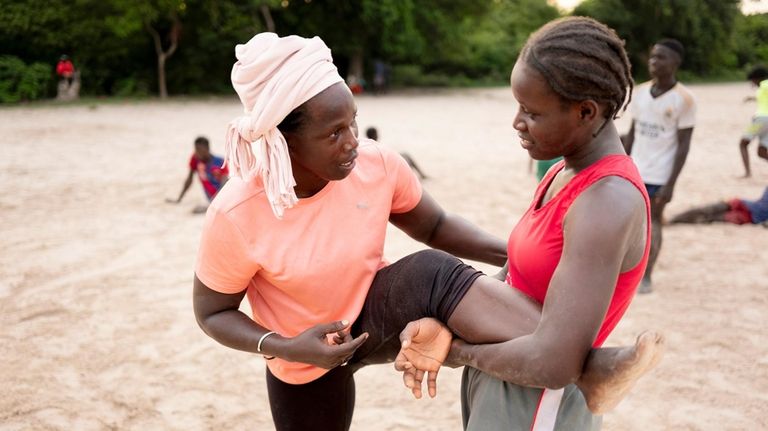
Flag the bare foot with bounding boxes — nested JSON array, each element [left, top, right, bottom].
[[578, 331, 665, 414]]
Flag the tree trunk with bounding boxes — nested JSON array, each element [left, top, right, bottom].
[[260, 4, 275, 33], [146, 14, 180, 99], [349, 50, 364, 82], [157, 55, 167, 99]]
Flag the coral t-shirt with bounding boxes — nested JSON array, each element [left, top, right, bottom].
[[195, 140, 422, 384], [506, 155, 651, 347]]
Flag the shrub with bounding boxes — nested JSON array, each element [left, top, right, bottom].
[[0, 56, 52, 103]]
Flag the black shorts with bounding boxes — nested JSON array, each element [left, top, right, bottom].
[[266, 249, 482, 431]]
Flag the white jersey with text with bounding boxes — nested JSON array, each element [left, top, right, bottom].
[[629, 81, 696, 185]]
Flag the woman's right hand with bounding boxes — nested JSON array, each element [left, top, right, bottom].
[[281, 320, 368, 369]]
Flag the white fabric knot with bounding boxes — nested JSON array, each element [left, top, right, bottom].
[[224, 32, 344, 218]]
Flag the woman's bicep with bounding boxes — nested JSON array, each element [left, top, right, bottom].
[[389, 191, 444, 242], [193, 274, 247, 321], [196, 208, 261, 293], [538, 179, 642, 353]]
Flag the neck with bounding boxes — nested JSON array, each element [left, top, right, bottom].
[[293, 183, 328, 198], [291, 162, 329, 198], [653, 75, 677, 92], [563, 122, 624, 173]]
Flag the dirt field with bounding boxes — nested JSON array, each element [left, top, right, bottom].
[[1, 82, 766, 430]]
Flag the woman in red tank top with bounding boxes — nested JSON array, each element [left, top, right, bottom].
[[396, 18, 664, 430], [458, 17, 656, 429]]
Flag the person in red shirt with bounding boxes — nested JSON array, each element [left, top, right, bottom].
[[397, 17, 661, 430], [167, 136, 228, 213], [56, 55, 75, 86]]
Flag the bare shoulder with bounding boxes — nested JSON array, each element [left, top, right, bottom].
[[568, 176, 646, 228]]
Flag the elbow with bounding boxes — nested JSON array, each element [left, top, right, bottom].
[[192, 295, 215, 337], [526, 346, 585, 389], [416, 212, 446, 246], [193, 305, 212, 336], [540, 366, 581, 390]]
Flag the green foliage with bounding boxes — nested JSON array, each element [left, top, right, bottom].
[[732, 13, 768, 71], [20, 62, 53, 100], [573, 0, 742, 78], [112, 77, 150, 97], [4, 0, 768, 98], [390, 65, 473, 87], [460, 0, 560, 80], [0, 56, 52, 103]]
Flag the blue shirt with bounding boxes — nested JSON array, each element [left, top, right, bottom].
[[743, 187, 768, 223]]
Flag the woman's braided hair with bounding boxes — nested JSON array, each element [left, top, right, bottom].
[[520, 17, 633, 124]]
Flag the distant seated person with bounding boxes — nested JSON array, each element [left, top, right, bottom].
[[347, 74, 365, 94], [56, 55, 75, 85], [365, 126, 428, 179], [670, 186, 768, 227], [166, 136, 229, 213]]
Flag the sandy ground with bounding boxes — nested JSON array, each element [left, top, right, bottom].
[[1, 82, 767, 431]]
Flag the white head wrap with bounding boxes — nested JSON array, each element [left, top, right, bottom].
[[225, 33, 344, 218]]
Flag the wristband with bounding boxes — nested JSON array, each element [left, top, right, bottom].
[[257, 331, 277, 359]]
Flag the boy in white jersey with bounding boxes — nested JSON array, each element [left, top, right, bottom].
[[622, 38, 696, 293], [739, 66, 768, 178]]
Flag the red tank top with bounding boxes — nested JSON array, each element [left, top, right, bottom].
[[505, 155, 651, 347]]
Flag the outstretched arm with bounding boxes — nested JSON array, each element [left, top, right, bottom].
[[389, 190, 506, 266], [168, 170, 195, 204]]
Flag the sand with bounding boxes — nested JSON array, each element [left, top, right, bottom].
[[1, 83, 766, 430]]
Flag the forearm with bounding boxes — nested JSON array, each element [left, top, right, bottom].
[[426, 213, 506, 266], [665, 145, 689, 189], [196, 308, 276, 354], [178, 178, 193, 201], [665, 129, 693, 190], [450, 335, 584, 389]]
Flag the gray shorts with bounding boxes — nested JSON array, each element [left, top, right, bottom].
[[743, 116, 768, 147], [461, 367, 601, 431]]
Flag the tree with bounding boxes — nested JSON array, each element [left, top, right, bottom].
[[574, 0, 741, 78], [109, 0, 188, 99], [271, 0, 491, 83], [732, 12, 768, 69]]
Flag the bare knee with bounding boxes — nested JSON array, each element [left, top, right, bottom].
[[740, 139, 751, 148], [758, 146, 768, 159]]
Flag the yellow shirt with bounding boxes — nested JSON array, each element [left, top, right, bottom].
[[195, 140, 422, 384], [756, 79, 768, 116]]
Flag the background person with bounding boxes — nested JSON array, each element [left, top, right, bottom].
[[56, 55, 74, 86], [365, 126, 428, 179], [622, 38, 696, 294], [166, 136, 228, 213], [670, 186, 768, 226], [739, 65, 768, 177]]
